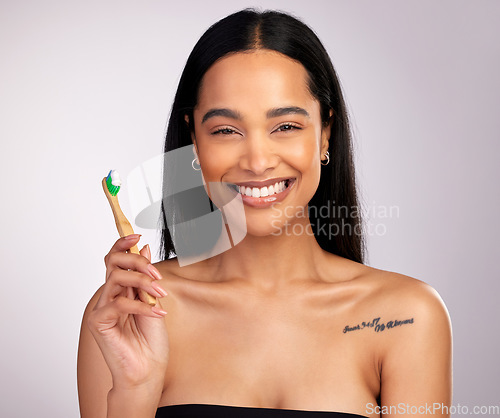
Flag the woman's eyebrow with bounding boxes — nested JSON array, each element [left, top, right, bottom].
[[267, 106, 310, 119], [201, 106, 310, 124]]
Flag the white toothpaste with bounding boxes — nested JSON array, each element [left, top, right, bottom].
[[110, 169, 122, 187]]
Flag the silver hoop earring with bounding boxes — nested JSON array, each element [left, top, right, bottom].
[[192, 157, 201, 171], [321, 151, 330, 166]]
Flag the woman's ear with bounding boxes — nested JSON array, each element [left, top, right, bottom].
[[184, 114, 198, 150], [320, 109, 334, 156]]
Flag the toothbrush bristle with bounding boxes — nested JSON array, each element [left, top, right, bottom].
[[106, 170, 120, 196]]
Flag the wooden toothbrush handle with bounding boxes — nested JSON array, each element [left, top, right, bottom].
[[102, 178, 157, 306]]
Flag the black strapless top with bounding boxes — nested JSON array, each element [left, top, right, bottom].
[[156, 404, 368, 417]]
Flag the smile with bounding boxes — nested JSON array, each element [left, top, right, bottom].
[[236, 179, 292, 197], [228, 178, 296, 208]]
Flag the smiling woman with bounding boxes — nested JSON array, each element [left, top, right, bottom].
[[186, 49, 331, 226], [167, 10, 362, 261], [77, 8, 452, 418]]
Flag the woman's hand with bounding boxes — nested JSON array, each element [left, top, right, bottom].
[[87, 234, 169, 393]]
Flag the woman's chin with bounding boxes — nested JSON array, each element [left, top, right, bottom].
[[243, 219, 288, 238]]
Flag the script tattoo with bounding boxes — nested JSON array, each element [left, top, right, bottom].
[[343, 316, 414, 333]]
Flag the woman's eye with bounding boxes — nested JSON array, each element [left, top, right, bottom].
[[276, 123, 301, 132], [211, 123, 301, 136], [211, 127, 237, 135]]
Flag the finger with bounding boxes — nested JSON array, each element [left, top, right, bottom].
[[88, 296, 167, 335], [140, 244, 151, 263], [105, 251, 163, 282], [104, 234, 142, 265], [98, 269, 167, 305], [137, 245, 166, 305]]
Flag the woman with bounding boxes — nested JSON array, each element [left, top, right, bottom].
[[78, 8, 452, 418]]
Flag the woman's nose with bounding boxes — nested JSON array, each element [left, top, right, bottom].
[[239, 133, 279, 175]]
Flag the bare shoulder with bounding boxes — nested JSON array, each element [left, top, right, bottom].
[[154, 256, 203, 279], [329, 254, 452, 339], [154, 256, 181, 276], [154, 256, 217, 286], [349, 267, 454, 406], [366, 266, 451, 325], [350, 263, 453, 357], [153, 256, 197, 287], [152, 257, 209, 299]]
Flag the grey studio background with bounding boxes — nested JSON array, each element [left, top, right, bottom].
[[1, 0, 499, 416]]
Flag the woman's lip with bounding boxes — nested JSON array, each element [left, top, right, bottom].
[[233, 177, 296, 188], [237, 178, 295, 209]]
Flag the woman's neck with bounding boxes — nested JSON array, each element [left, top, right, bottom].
[[206, 215, 332, 290]]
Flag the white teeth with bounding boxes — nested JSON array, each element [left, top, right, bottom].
[[236, 180, 289, 197]]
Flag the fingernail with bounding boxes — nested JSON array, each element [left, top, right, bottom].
[[151, 306, 167, 316], [125, 234, 141, 240], [144, 244, 151, 260], [151, 281, 168, 297], [147, 263, 163, 280]]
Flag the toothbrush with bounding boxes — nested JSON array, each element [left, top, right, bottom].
[[102, 169, 157, 306]]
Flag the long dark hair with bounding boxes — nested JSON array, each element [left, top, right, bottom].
[[159, 8, 365, 264]]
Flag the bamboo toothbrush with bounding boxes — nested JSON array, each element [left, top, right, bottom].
[[102, 169, 157, 306]]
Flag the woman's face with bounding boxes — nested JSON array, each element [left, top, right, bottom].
[[189, 49, 331, 237]]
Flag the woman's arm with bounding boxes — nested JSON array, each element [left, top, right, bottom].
[[77, 237, 169, 418], [78, 287, 164, 417], [379, 282, 452, 417], [77, 285, 112, 417]]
